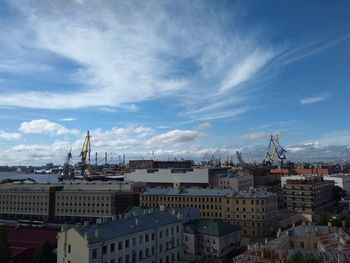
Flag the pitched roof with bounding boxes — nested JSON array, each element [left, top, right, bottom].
[[184, 219, 240, 237], [72, 211, 181, 244]]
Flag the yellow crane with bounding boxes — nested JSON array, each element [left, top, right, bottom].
[[264, 134, 287, 167], [80, 131, 91, 177]]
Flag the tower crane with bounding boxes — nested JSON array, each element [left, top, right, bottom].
[[80, 131, 91, 177], [263, 134, 287, 167]]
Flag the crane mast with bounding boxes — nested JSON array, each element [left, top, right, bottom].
[[264, 134, 287, 167], [80, 131, 91, 177]]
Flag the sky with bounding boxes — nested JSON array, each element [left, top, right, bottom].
[[0, 0, 350, 165]]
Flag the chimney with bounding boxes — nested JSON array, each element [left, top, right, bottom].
[[111, 215, 117, 221], [84, 232, 89, 240], [96, 218, 102, 225], [95, 229, 99, 239], [118, 214, 123, 219], [83, 221, 89, 227], [135, 218, 139, 226], [160, 205, 165, 211]]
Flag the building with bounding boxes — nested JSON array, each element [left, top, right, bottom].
[[128, 160, 192, 170], [57, 211, 184, 263], [140, 188, 278, 237], [184, 219, 241, 260], [0, 182, 138, 222], [209, 168, 253, 190], [283, 177, 335, 218], [124, 168, 209, 188], [127, 206, 200, 223], [233, 224, 350, 262], [324, 174, 350, 195]]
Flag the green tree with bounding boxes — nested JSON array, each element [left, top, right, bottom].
[[331, 217, 342, 227], [33, 240, 55, 263], [287, 251, 321, 263], [332, 186, 346, 201], [0, 226, 10, 263], [317, 210, 332, 226]]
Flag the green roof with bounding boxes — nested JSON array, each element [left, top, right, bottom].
[[184, 219, 240, 237]]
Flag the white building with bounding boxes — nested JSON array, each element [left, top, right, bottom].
[[57, 211, 184, 263]]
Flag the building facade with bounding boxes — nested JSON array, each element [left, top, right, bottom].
[[184, 219, 241, 259], [139, 188, 278, 237], [0, 182, 137, 222], [57, 211, 184, 263], [283, 177, 335, 215]]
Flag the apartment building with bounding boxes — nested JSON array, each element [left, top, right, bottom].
[[57, 211, 184, 263], [233, 224, 350, 262], [184, 219, 241, 259], [140, 188, 278, 237], [283, 177, 335, 216]]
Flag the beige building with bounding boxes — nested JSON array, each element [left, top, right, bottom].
[[283, 177, 334, 216], [184, 219, 241, 260], [214, 175, 254, 190], [233, 224, 350, 262], [57, 211, 184, 263], [140, 188, 278, 237], [0, 182, 137, 222]]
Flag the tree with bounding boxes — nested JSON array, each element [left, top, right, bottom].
[[332, 186, 346, 201], [317, 210, 332, 226], [33, 240, 56, 263], [287, 251, 321, 263], [331, 217, 342, 227], [0, 226, 10, 263]]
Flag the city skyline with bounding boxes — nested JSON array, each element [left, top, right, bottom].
[[0, 1, 350, 165]]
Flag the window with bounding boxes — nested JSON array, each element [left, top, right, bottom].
[[314, 243, 318, 249], [300, 242, 304, 248], [103, 245, 107, 254], [125, 240, 129, 248], [92, 249, 97, 259], [111, 243, 115, 252], [118, 241, 122, 250], [68, 244, 71, 253]]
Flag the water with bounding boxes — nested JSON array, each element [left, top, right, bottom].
[[0, 172, 59, 183]]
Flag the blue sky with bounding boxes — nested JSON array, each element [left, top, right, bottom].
[[0, 0, 349, 165]]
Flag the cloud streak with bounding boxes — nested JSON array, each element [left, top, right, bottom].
[[300, 95, 330, 105]]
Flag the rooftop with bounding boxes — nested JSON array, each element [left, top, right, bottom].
[[141, 187, 276, 198], [72, 211, 181, 244], [184, 219, 240, 237]]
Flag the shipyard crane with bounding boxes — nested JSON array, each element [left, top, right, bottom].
[[62, 149, 73, 180], [340, 147, 350, 172], [263, 134, 287, 167], [80, 131, 91, 177], [236, 151, 246, 166]]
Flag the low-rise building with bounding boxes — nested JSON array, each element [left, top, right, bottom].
[[140, 188, 278, 237], [233, 224, 350, 262], [184, 219, 241, 260], [283, 177, 335, 218], [57, 211, 184, 263]]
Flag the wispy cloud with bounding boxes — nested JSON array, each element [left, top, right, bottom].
[[60, 118, 76, 122], [300, 94, 330, 105], [0, 130, 22, 141]]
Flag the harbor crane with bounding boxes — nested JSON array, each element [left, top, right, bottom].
[[263, 134, 287, 167], [62, 149, 73, 179], [80, 131, 91, 177], [236, 151, 246, 165], [340, 147, 350, 172]]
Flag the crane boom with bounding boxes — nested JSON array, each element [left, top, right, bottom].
[[264, 134, 287, 167], [80, 131, 91, 177]]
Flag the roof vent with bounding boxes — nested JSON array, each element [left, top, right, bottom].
[[96, 218, 102, 225], [83, 221, 89, 227]]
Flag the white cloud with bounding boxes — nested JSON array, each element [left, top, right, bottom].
[[60, 118, 76, 122], [300, 95, 329, 105], [0, 1, 278, 122], [194, 122, 212, 130], [19, 119, 79, 136], [0, 130, 22, 141], [146, 130, 205, 147], [240, 131, 271, 141]]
